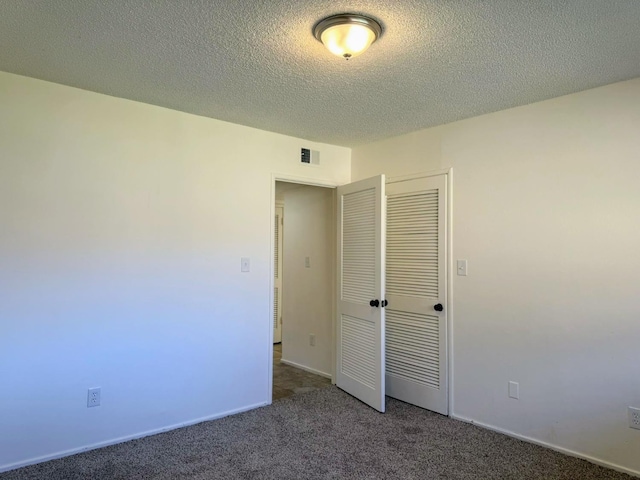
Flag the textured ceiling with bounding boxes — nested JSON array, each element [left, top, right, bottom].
[[1, 1, 639, 147]]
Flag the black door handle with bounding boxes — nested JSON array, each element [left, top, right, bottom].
[[381, 300, 388, 307], [369, 299, 380, 307], [434, 303, 443, 312]]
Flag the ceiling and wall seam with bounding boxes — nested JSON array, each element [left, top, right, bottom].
[[1, 1, 639, 147]]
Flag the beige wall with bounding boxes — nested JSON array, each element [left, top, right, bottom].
[[352, 78, 640, 475], [277, 184, 334, 377], [0, 71, 350, 471], [3, 64, 639, 476]]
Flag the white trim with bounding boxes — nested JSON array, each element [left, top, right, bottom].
[[0, 402, 267, 474], [330, 188, 338, 385], [268, 178, 277, 403], [273, 204, 284, 344], [387, 168, 451, 184], [450, 414, 640, 478], [280, 358, 332, 379], [272, 173, 342, 189], [445, 168, 454, 416]]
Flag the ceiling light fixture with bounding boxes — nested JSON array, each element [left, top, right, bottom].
[[313, 14, 382, 60]]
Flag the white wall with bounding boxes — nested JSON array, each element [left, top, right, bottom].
[[277, 184, 334, 377], [352, 78, 640, 475], [0, 71, 350, 471]]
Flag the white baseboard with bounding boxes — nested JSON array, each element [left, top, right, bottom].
[[280, 358, 332, 379], [9, 402, 633, 477], [0, 401, 267, 474], [450, 414, 640, 478]]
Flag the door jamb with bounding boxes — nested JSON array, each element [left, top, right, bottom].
[[274, 201, 285, 344]]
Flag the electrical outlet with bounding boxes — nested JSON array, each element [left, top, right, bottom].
[[629, 407, 640, 430], [309, 334, 316, 346], [87, 387, 101, 408]]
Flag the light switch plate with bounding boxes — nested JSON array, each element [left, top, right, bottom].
[[457, 259, 468, 276], [508, 381, 519, 399], [241, 257, 250, 272]]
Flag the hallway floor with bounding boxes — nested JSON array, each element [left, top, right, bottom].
[[272, 344, 332, 401]]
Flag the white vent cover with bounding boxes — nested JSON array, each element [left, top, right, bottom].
[[301, 148, 320, 165]]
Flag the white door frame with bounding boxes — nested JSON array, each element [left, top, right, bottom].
[[273, 202, 284, 344], [387, 168, 453, 416], [268, 173, 340, 404]]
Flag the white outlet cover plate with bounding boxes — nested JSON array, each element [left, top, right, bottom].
[[87, 387, 101, 407], [629, 406, 640, 430], [508, 381, 519, 399]]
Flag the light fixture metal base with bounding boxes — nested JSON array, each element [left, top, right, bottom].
[[313, 13, 383, 43]]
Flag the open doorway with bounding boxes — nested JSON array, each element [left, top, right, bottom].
[[271, 180, 335, 401]]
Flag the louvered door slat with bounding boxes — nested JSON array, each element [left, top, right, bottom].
[[387, 190, 439, 298], [386, 362, 439, 386], [388, 327, 440, 340], [388, 255, 439, 260], [342, 188, 376, 305], [386, 310, 440, 388], [386, 188, 439, 296], [384, 175, 447, 415], [273, 206, 283, 343], [341, 315, 376, 388], [273, 286, 279, 329], [387, 197, 438, 205], [274, 213, 280, 278]]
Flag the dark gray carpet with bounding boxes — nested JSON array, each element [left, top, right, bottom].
[[1, 387, 632, 480]]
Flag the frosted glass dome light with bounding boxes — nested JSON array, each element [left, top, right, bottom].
[[313, 14, 382, 60]]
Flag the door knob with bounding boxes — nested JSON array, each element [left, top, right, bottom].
[[369, 299, 380, 307], [434, 303, 444, 312], [381, 300, 388, 307]]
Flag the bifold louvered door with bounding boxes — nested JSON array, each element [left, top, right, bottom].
[[273, 205, 283, 344], [385, 175, 447, 415], [336, 175, 386, 413]]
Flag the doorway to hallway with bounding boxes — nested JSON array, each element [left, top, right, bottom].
[[272, 344, 331, 400], [272, 180, 336, 401]]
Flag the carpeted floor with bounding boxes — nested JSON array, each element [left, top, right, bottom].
[[1, 387, 632, 480], [272, 344, 332, 400]]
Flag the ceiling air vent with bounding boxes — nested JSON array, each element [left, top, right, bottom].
[[301, 148, 320, 165]]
